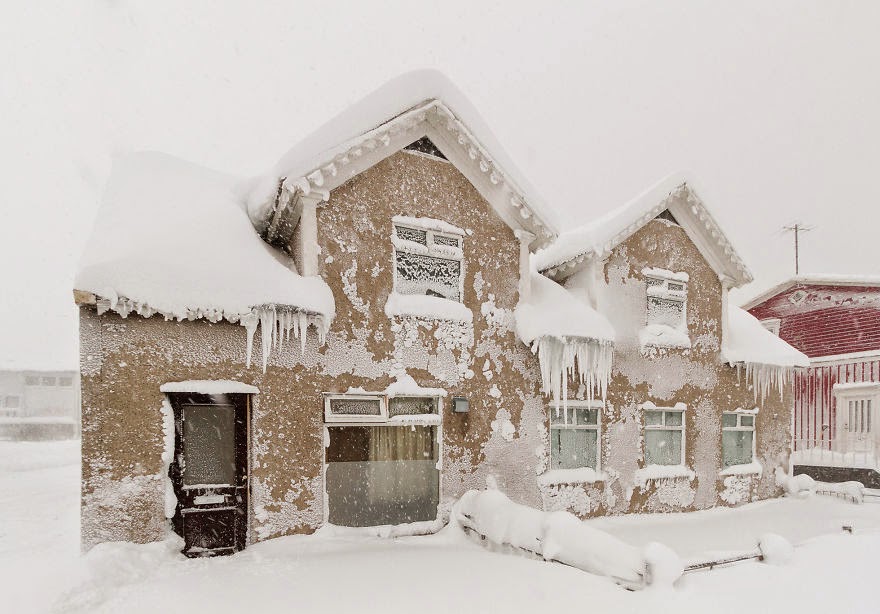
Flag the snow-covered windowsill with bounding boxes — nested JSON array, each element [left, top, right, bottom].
[[634, 464, 695, 489], [638, 325, 691, 351], [384, 292, 472, 323], [537, 467, 607, 487], [720, 461, 763, 477]]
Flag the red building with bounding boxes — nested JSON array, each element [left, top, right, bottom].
[[745, 275, 880, 486]]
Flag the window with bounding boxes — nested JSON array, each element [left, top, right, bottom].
[[392, 219, 464, 302], [324, 394, 387, 423], [550, 403, 601, 470], [25, 376, 39, 386], [4, 396, 20, 409], [59, 376, 74, 387], [641, 268, 690, 349], [644, 406, 685, 466], [722, 412, 755, 467], [833, 383, 880, 440], [41, 376, 56, 386], [323, 391, 442, 526]]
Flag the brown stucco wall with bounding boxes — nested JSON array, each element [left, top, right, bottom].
[[542, 215, 791, 516], [79, 150, 792, 550]]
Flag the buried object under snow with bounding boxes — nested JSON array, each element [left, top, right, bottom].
[[452, 483, 682, 589]]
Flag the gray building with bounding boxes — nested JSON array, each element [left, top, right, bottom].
[[0, 369, 80, 439]]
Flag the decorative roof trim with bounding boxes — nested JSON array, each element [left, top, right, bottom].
[[741, 275, 880, 311], [540, 181, 753, 288], [270, 99, 556, 249]]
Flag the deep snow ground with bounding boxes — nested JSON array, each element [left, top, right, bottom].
[[2, 441, 880, 613]]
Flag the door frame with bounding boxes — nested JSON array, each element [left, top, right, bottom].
[[166, 391, 251, 556]]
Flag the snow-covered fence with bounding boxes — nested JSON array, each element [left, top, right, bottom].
[[452, 485, 682, 590]]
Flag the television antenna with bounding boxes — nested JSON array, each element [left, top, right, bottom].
[[781, 222, 814, 275]]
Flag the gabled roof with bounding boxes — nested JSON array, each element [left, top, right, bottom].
[[742, 275, 880, 311], [244, 70, 558, 249], [533, 173, 753, 288]]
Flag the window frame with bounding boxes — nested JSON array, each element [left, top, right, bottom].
[[391, 220, 465, 303], [642, 404, 687, 466], [833, 383, 880, 436], [549, 400, 603, 471], [323, 394, 388, 424], [721, 411, 757, 468]]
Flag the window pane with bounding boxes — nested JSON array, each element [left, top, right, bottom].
[[665, 411, 683, 427], [575, 407, 599, 426], [183, 404, 236, 486], [25, 376, 39, 386], [647, 297, 684, 328], [388, 397, 437, 416], [5, 396, 20, 408], [723, 430, 753, 467], [325, 426, 439, 526], [551, 428, 597, 469], [740, 415, 754, 427], [59, 377, 73, 387], [395, 252, 461, 301], [550, 407, 568, 425], [722, 413, 737, 428], [433, 235, 459, 247], [42, 376, 56, 386], [645, 410, 663, 426], [395, 226, 427, 245], [329, 398, 382, 416], [645, 430, 682, 465]]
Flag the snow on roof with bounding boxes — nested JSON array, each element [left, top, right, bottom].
[[515, 272, 614, 345], [724, 306, 809, 369], [533, 172, 752, 287], [245, 70, 558, 242], [742, 274, 880, 310], [75, 152, 335, 323]]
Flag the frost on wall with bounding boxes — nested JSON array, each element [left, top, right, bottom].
[[251, 475, 323, 540], [541, 483, 592, 516], [719, 475, 754, 505], [82, 471, 166, 549]]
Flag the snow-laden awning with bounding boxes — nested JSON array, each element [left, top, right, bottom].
[[75, 152, 336, 370], [515, 272, 615, 404], [723, 306, 809, 400]]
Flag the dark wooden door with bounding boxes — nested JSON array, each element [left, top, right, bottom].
[[167, 392, 249, 557]]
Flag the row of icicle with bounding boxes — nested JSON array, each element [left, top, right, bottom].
[[241, 306, 329, 372]]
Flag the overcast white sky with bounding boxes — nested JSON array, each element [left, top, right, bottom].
[[1, 1, 878, 369]]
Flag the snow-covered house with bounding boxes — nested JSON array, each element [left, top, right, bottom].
[[75, 71, 806, 557], [745, 276, 880, 486]]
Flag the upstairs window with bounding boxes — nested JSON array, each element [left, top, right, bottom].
[[640, 268, 690, 349], [722, 412, 756, 467], [644, 405, 685, 466], [392, 217, 464, 302], [760, 318, 781, 336]]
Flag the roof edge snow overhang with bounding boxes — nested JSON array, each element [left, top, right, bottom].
[[259, 99, 557, 251], [741, 275, 880, 311], [537, 177, 753, 289]]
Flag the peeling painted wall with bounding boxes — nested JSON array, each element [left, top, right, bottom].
[[79, 151, 792, 550]]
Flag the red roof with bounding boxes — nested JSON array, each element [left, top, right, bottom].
[[748, 283, 880, 358]]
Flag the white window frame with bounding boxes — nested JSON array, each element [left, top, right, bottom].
[[323, 394, 388, 423], [392, 220, 465, 303], [323, 392, 444, 425], [549, 400, 603, 471], [721, 411, 757, 467], [642, 404, 686, 466]]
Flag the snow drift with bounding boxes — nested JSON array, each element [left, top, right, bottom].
[[453, 484, 682, 589]]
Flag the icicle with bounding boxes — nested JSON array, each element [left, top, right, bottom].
[[240, 312, 259, 369], [533, 336, 613, 412], [299, 312, 308, 355], [259, 307, 276, 373], [742, 361, 794, 403]]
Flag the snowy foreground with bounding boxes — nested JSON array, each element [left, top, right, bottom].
[[2, 442, 880, 613]]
